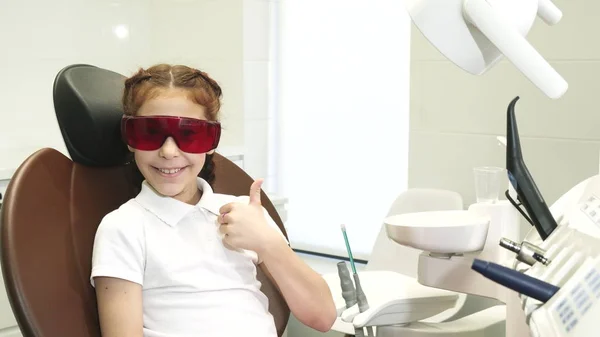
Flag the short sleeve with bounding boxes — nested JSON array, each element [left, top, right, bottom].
[[90, 209, 146, 287]]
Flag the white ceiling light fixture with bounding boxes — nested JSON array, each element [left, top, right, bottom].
[[113, 24, 129, 40]]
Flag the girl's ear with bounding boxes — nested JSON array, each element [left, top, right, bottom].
[[207, 149, 215, 155], [127, 145, 135, 153]]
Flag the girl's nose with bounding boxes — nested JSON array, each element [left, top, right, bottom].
[[158, 137, 181, 159]]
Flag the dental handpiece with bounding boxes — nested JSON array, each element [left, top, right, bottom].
[[340, 224, 373, 336], [353, 273, 369, 313], [499, 238, 550, 266], [506, 97, 558, 240], [472, 259, 559, 303], [337, 262, 357, 308], [337, 261, 374, 337]]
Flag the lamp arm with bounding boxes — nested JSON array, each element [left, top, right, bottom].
[[463, 0, 568, 99]]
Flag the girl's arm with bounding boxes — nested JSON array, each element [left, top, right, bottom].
[[259, 242, 337, 332], [219, 179, 337, 332], [94, 277, 144, 337]]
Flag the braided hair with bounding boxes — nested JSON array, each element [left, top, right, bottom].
[[121, 64, 222, 194]]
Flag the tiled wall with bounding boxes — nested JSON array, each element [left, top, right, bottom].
[[144, 0, 246, 150], [0, 0, 275, 193], [0, 0, 248, 182], [242, 0, 278, 193], [0, 0, 275, 203], [408, 0, 600, 207], [0, 180, 7, 209]]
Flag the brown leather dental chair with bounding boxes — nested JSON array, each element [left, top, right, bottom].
[[0, 64, 290, 337]]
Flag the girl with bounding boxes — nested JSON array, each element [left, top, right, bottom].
[[90, 64, 336, 337]]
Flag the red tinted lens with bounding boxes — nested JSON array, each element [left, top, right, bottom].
[[121, 116, 221, 153], [122, 117, 167, 151]]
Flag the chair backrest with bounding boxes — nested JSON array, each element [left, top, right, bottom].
[[0, 64, 290, 337]]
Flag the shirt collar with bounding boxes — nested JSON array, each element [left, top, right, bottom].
[[135, 177, 221, 227]]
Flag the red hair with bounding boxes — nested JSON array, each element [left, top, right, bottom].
[[122, 64, 222, 121]]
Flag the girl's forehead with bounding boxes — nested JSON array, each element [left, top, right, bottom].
[[137, 94, 207, 120]]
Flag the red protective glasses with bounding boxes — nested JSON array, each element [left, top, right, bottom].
[[121, 115, 221, 153]]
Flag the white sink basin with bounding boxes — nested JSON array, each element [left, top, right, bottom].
[[384, 210, 490, 254]]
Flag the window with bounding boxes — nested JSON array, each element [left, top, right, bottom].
[[270, 0, 412, 260]]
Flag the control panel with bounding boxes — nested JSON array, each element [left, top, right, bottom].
[[519, 227, 600, 337], [580, 195, 600, 227]]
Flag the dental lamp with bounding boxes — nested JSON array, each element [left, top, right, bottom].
[[406, 0, 568, 99]]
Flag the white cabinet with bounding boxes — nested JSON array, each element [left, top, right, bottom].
[[268, 194, 288, 224], [0, 264, 20, 336], [0, 179, 20, 336], [216, 146, 245, 170]]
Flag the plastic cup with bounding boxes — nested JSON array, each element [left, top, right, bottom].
[[473, 166, 504, 203]]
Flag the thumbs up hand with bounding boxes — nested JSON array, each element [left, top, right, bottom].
[[248, 178, 263, 206], [218, 179, 282, 253]]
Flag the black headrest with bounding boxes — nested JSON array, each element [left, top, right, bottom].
[[53, 64, 129, 167]]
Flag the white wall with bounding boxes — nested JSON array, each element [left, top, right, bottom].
[[242, 0, 276, 191], [408, 0, 600, 207], [0, 0, 247, 181], [0, 0, 278, 191]]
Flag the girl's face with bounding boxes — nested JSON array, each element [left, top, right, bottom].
[[131, 91, 212, 204]]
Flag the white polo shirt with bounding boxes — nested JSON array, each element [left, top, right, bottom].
[[90, 177, 286, 337]]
